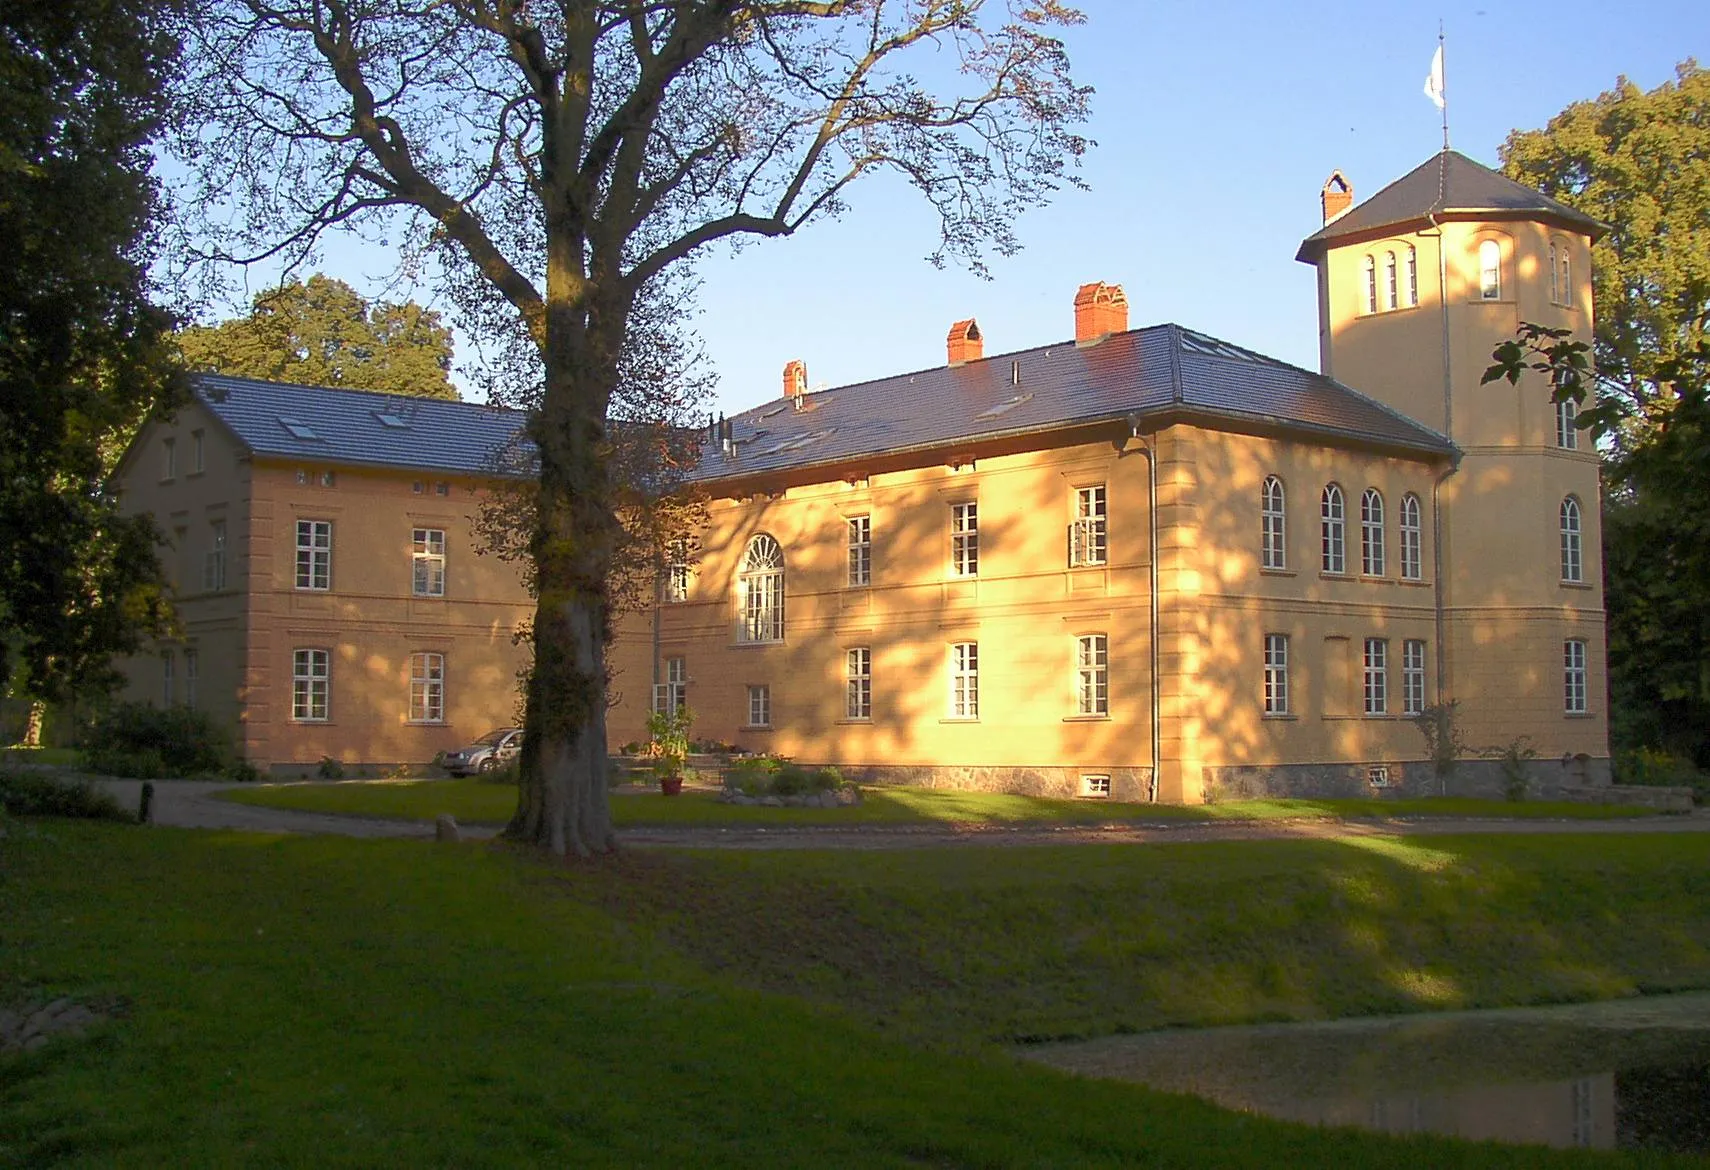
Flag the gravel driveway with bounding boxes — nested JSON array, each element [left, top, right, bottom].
[[80, 778, 1710, 850]]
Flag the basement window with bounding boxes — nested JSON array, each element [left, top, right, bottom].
[[1080, 774, 1111, 799], [1366, 765, 1392, 789]]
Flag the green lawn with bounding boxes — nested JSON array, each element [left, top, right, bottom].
[[216, 776, 1662, 827], [1, 746, 80, 767], [5, 820, 1707, 1166]]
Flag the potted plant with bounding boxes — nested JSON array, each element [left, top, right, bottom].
[[646, 706, 694, 796]]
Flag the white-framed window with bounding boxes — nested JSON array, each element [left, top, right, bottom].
[[1549, 242, 1560, 304], [1070, 485, 1108, 567], [1560, 496, 1583, 583], [664, 539, 690, 603], [1321, 484, 1346, 574], [161, 651, 174, 706], [1360, 488, 1386, 576], [295, 520, 332, 591], [1399, 493, 1423, 581], [162, 437, 176, 480], [408, 652, 445, 723], [412, 528, 446, 597], [738, 533, 785, 643], [746, 684, 771, 728], [184, 649, 198, 710], [1080, 774, 1111, 799], [203, 520, 227, 592], [949, 641, 979, 719], [847, 515, 871, 587], [951, 501, 979, 577], [846, 647, 871, 720], [653, 656, 687, 715], [1261, 475, 1286, 570], [1406, 245, 1419, 306], [1363, 255, 1377, 314], [1363, 638, 1388, 716], [1556, 396, 1579, 450], [1264, 633, 1289, 715], [192, 429, 205, 474], [1478, 239, 1502, 300], [1559, 248, 1572, 307], [1384, 251, 1398, 311], [1564, 640, 1588, 714], [1402, 639, 1426, 716], [292, 648, 329, 722], [1074, 634, 1108, 717]]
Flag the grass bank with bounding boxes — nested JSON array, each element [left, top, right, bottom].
[[582, 833, 1710, 1046], [13, 823, 1688, 1166], [215, 777, 1660, 827]]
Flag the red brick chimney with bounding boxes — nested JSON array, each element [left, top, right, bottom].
[[946, 318, 983, 365], [1321, 170, 1353, 225], [1074, 282, 1128, 345], [782, 359, 807, 401]]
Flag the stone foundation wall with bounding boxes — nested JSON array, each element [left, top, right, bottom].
[[835, 763, 1156, 803], [1202, 756, 1618, 803]]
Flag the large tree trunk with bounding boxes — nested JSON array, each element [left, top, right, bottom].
[[505, 269, 626, 856]]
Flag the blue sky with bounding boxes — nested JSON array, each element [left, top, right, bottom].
[[266, 1, 1707, 415]]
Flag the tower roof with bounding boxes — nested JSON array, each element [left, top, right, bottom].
[[1295, 149, 1605, 262]]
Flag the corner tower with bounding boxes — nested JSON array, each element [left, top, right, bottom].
[[1297, 150, 1611, 778]]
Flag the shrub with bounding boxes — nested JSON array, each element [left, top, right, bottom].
[[723, 756, 846, 798], [82, 703, 230, 779], [225, 758, 262, 783], [1481, 736, 1538, 802], [316, 756, 344, 780], [0, 769, 132, 822], [1616, 747, 1709, 804]]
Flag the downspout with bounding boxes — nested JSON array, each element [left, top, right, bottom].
[[1426, 210, 1460, 793], [1129, 420, 1162, 803]]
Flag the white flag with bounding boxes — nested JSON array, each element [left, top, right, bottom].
[[1424, 45, 1445, 109]]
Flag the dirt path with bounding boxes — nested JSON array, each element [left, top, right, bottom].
[[86, 778, 1710, 850]]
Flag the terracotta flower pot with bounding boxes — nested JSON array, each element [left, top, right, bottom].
[[659, 776, 684, 796]]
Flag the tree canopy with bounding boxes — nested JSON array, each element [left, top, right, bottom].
[[0, 0, 179, 701], [179, 275, 459, 399], [1501, 60, 1710, 442], [171, 0, 1090, 855]]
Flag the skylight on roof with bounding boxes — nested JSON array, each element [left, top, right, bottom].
[[1179, 332, 1251, 361], [278, 416, 318, 440], [374, 411, 408, 428]]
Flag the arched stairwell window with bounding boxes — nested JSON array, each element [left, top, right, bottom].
[[1360, 488, 1386, 576], [1405, 246, 1419, 306], [1320, 484, 1346, 574], [1384, 252, 1398, 310], [1560, 497, 1583, 583], [1362, 255, 1377, 314], [738, 534, 785, 642], [1478, 239, 1502, 300], [1261, 476, 1286, 569]]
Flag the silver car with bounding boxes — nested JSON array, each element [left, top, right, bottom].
[[443, 727, 523, 776]]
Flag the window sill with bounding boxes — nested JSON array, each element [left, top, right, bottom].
[[1262, 713, 1298, 721], [1559, 580, 1594, 590], [405, 720, 445, 727], [939, 717, 980, 724], [1062, 714, 1110, 723], [1398, 577, 1431, 588], [1067, 561, 1108, 571], [290, 719, 332, 725], [835, 717, 871, 725], [731, 639, 784, 649], [742, 724, 773, 731], [1360, 574, 1393, 584], [1318, 570, 1351, 581], [1565, 711, 1596, 720], [1259, 567, 1295, 578], [845, 582, 871, 591]]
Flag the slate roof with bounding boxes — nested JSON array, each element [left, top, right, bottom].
[[690, 323, 1454, 485], [193, 374, 528, 476], [1296, 150, 1605, 262]]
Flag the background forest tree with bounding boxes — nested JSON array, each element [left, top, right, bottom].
[[171, 0, 1090, 855], [0, 0, 179, 724], [1496, 62, 1710, 782], [179, 275, 458, 399]]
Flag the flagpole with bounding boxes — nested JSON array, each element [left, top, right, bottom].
[[1439, 22, 1450, 151]]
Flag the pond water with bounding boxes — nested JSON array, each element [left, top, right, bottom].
[[1022, 993, 1710, 1153]]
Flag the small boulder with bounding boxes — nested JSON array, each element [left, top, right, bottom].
[[434, 813, 461, 842]]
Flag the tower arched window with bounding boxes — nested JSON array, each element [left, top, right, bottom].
[[1556, 396, 1579, 450], [1478, 240, 1502, 300], [1560, 497, 1583, 583], [1559, 247, 1572, 306], [738, 533, 785, 642], [1384, 251, 1398, 310], [1548, 242, 1560, 304], [1261, 476, 1286, 570], [1321, 484, 1346, 574], [1360, 488, 1386, 576], [1363, 256, 1377, 314], [1399, 493, 1423, 581], [1405, 246, 1418, 306]]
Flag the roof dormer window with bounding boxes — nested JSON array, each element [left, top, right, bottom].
[[279, 416, 318, 440]]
